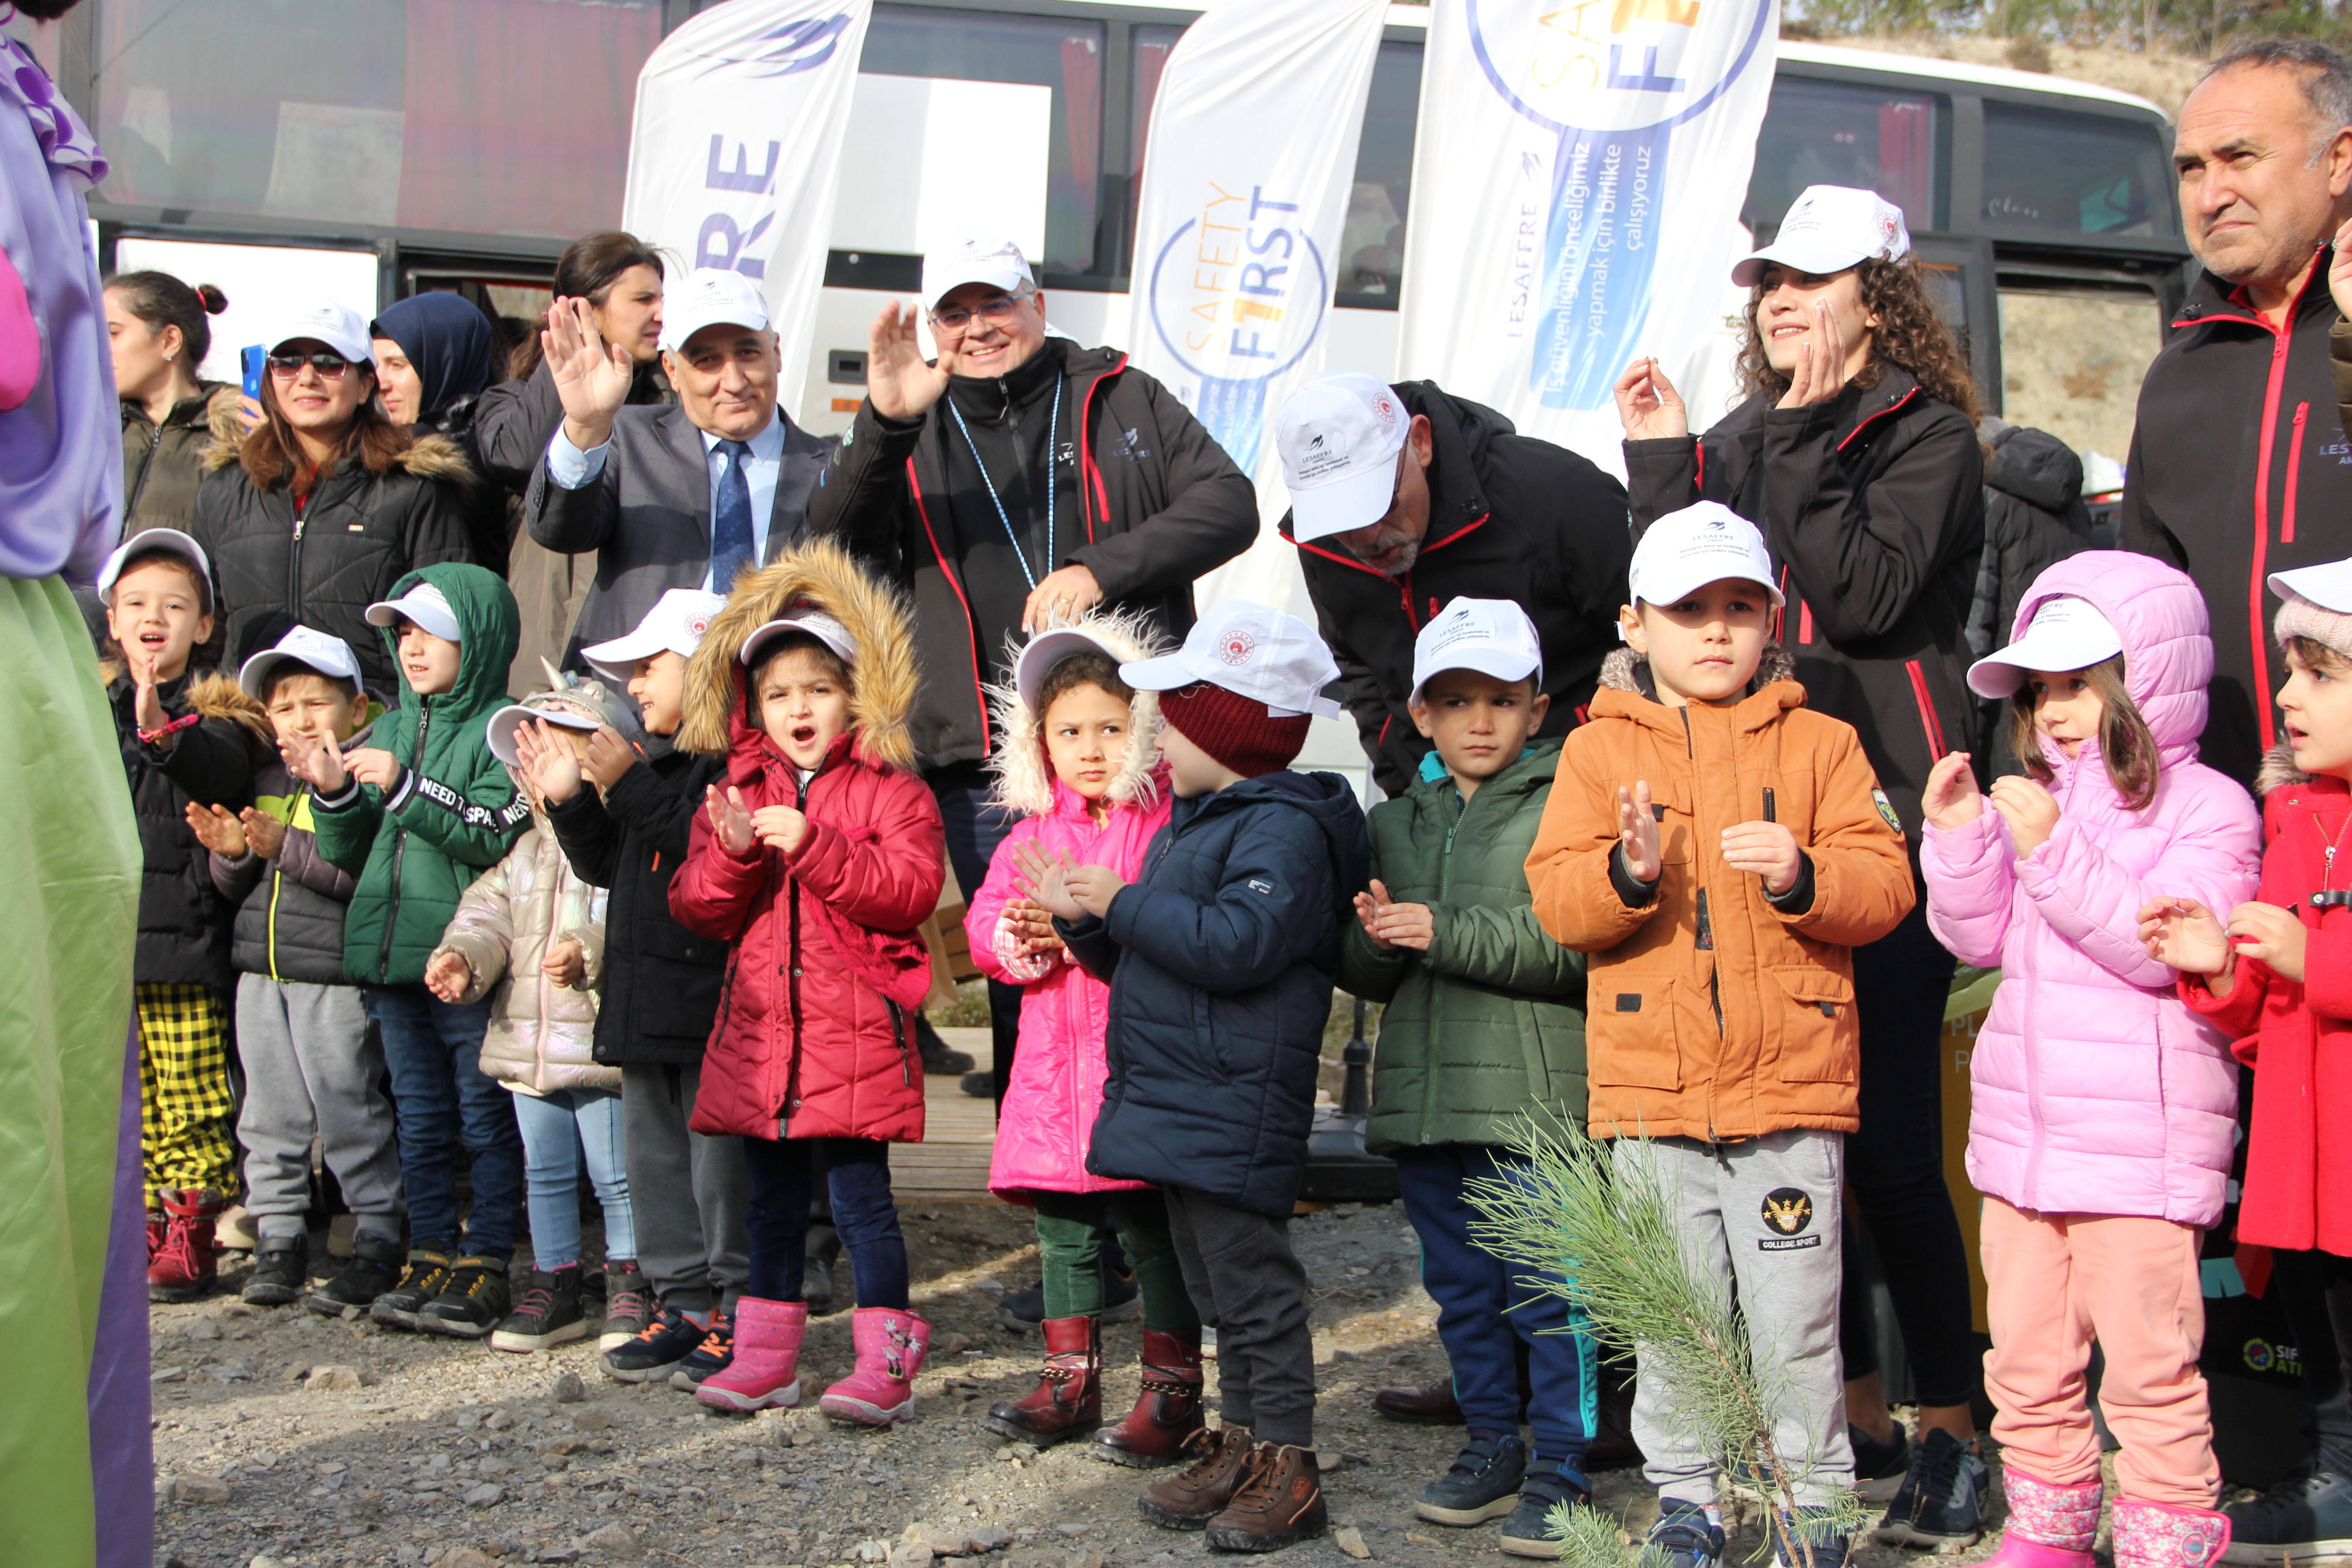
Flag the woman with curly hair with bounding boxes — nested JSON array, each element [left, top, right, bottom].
[[1611, 183, 1993, 1551]]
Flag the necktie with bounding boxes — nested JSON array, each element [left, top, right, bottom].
[[711, 438, 754, 593]]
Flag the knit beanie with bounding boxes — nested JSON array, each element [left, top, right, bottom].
[[1158, 681, 1311, 779], [2276, 589, 2352, 662]]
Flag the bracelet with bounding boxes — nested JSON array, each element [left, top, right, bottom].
[[138, 712, 201, 746]]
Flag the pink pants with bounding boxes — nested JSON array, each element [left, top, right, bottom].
[[1980, 1196, 2219, 1507]]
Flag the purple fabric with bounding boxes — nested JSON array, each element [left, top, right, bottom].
[[86, 1022, 151, 1568]]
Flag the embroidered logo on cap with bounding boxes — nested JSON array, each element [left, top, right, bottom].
[[1220, 628, 1258, 667]]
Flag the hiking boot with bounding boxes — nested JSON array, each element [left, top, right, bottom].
[[2224, 1468, 2352, 1563], [987, 1315, 1102, 1444], [1873, 1428, 1988, 1549], [1776, 1507, 1854, 1568], [598, 1261, 652, 1352], [148, 1186, 228, 1303], [603, 1304, 706, 1382], [418, 1254, 511, 1339], [2114, 1499, 2230, 1568], [1372, 1377, 1465, 1425], [916, 1014, 973, 1075], [667, 1308, 736, 1390], [1974, 1471, 2099, 1568], [1205, 1442, 1327, 1552], [1499, 1461, 1595, 1559], [1093, 1329, 1205, 1467], [819, 1306, 929, 1425], [1648, 1499, 1727, 1568], [997, 1268, 1141, 1333], [241, 1233, 310, 1307], [370, 1247, 456, 1330], [1414, 1431, 1528, 1526], [1851, 1420, 1911, 1504], [1139, 1426, 1256, 1529], [490, 1265, 587, 1352], [696, 1297, 808, 1413], [309, 1233, 404, 1317]]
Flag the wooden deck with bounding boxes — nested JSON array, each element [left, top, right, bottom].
[[895, 1027, 1004, 1203]]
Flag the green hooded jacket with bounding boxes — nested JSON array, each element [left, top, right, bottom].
[[1340, 737, 1588, 1153], [311, 562, 526, 985]]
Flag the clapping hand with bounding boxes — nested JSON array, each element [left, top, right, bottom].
[[2225, 901, 2308, 983], [282, 736, 347, 794], [1989, 777, 2061, 857], [866, 300, 956, 421], [512, 719, 583, 806], [1612, 357, 1690, 441], [2138, 896, 2234, 980], [750, 803, 809, 856], [1011, 840, 1084, 922], [343, 747, 403, 792], [1354, 878, 1435, 951], [1063, 862, 1127, 919], [185, 801, 247, 857], [1006, 894, 1065, 957], [1921, 752, 1981, 831], [1617, 781, 1663, 886], [1722, 821, 1803, 895], [582, 725, 639, 792], [1777, 300, 1848, 409], [238, 807, 286, 861], [132, 646, 169, 738], [705, 784, 756, 857]]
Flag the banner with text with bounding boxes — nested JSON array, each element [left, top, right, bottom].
[[1122, 0, 1387, 619], [622, 0, 872, 425], [1397, 0, 1778, 474]]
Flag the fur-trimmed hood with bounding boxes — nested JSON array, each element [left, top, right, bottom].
[[97, 662, 275, 755], [201, 419, 476, 489], [985, 606, 1169, 819], [678, 538, 921, 768], [2259, 742, 2315, 798], [1597, 642, 1797, 699]]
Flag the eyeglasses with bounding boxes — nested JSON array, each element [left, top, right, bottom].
[[267, 353, 351, 380], [928, 293, 1031, 333]]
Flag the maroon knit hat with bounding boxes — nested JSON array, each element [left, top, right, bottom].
[[1158, 681, 1312, 779]]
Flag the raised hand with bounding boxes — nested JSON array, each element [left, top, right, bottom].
[[542, 936, 586, 989], [513, 719, 582, 806], [185, 801, 247, 857], [1617, 781, 1662, 886], [1777, 300, 1847, 410], [582, 725, 640, 792], [1612, 357, 1690, 441], [1011, 839, 1083, 922], [1921, 752, 1981, 831], [750, 803, 809, 857], [1990, 776, 2061, 857], [2137, 896, 2234, 980], [2229, 901, 2308, 983], [544, 295, 633, 449], [705, 784, 756, 857], [866, 300, 954, 421], [132, 647, 167, 737], [424, 949, 472, 1003], [1722, 820, 1803, 895], [238, 807, 286, 861]]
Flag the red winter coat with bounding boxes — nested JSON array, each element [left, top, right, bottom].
[[2181, 761, 2352, 1254]]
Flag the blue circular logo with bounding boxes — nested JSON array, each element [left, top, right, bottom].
[[1463, 0, 1776, 137]]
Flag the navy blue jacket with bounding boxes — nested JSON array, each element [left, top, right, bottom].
[[1065, 770, 1371, 1217]]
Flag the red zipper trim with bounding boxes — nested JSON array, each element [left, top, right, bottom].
[[1798, 601, 1814, 645], [1694, 442, 1706, 495], [1420, 511, 1491, 555], [908, 458, 991, 754], [2286, 401, 2309, 544], [1292, 534, 1390, 579], [1377, 712, 1392, 750], [2249, 311, 2295, 746], [1074, 355, 1126, 544], [1906, 658, 1945, 758], [1836, 385, 1919, 453]]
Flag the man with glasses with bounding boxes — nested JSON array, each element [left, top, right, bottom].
[[810, 234, 1255, 1102], [1276, 371, 1632, 797]]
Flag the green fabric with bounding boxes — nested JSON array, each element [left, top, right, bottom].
[[1340, 737, 1588, 1154], [0, 575, 141, 1568], [313, 562, 524, 985], [1033, 1189, 1200, 1334]]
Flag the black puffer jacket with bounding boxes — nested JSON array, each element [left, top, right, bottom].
[[1970, 419, 2093, 766], [544, 738, 730, 1067], [110, 669, 266, 991], [1623, 367, 1985, 843], [1282, 382, 1631, 796], [189, 434, 476, 690], [210, 749, 369, 986]]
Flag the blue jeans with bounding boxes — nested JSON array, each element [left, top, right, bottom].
[[743, 1136, 907, 1309], [365, 985, 523, 1259], [510, 1085, 633, 1270], [1395, 1143, 1597, 1469]]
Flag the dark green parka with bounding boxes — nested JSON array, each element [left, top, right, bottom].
[[1340, 738, 1588, 1153]]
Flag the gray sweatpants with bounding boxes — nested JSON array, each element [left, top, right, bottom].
[[621, 1061, 750, 1314], [1610, 1129, 1853, 1508], [235, 975, 403, 1243], [1164, 1184, 1316, 1448]]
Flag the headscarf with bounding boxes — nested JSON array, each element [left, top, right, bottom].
[[369, 292, 498, 426]]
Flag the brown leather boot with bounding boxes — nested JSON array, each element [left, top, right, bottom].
[[984, 1314, 1101, 1444], [1137, 1425, 1254, 1529], [1205, 1442, 1328, 1552], [1373, 1377, 1465, 1424], [1093, 1328, 1205, 1467]]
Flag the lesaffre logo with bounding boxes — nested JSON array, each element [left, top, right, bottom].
[[1292, 427, 1350, 483], [689, 12, 852, 78]]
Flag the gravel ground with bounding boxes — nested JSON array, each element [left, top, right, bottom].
[[150, 1200, 2010, 1568]]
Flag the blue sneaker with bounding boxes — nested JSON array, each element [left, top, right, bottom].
[[602, 1304, 706, 1383], [1872, 1427, 1987, 1548], [1414, 1431, 1527, 1526], [1649, 1499, 1726, 1568], [1498, 1461, 1593, 1559]]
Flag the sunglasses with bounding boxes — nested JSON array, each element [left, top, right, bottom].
[[267, 352, 352, 380], [928, 293, 1030, 333]]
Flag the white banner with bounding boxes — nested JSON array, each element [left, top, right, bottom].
[[622, 0, 873, 425], [1397, 0, 1779, 475], [1121, 0, 1388, 619]]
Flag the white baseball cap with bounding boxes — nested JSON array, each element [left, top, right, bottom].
[[1410, 598, 1545, 706], [1277, 372, 1411, 544], [365, 582, 462, 642], [580, 589, 728, 684], [2270, 559, 2352, 611], [1629, 502, 1784, 610], [98, 527, 213, 604], [1120, 599, 1343, 719], [1013, 627, 1142, 711], [1731, 184, 1912, 288], [269, 300, 374, 365], [239, 626, 364, 700], [659, 268, 770, 353], [921, 234, 1036, 310], [485, 702, 601, 768], [740, 607, 858, 669], [1967, 596, 2125, 698]]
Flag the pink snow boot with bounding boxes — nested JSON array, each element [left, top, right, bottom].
[[1981, 1471, 2102, 1568], [819, 1305, 929, 1425], [2112, 1498, 2230, 1568], [695, 1297, 807, 1413]]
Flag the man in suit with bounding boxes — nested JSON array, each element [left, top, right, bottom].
[[525, 267, 829, 661]]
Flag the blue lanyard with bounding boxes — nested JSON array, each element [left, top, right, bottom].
[[946, 373, 1060, 593]]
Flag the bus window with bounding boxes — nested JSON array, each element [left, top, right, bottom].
[[1744, 76, 1949, 238], [1128, 24, 1186, 238], [1997, 286, 2165, 466], [1335, 40, 1424, 307], [861, 6, 1106, 277], [1982, 102, 2180, 242]]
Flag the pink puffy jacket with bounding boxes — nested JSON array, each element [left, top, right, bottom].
[[1924, 551, 2261, 1226]]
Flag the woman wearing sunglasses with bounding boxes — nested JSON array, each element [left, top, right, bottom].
[[190, 300, 474, 694]]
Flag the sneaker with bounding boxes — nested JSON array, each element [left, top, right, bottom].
[[667, 1309, 736, 1390], [1851, 1421, 1911, 1504], [2223, 1467, 2352, 1563], [603, 1304, 706, 1383], [309, 1234, 403, 1317], [418, 1255, 511, 1339], [240, 1234, 310, 1307], [1414, 1431, 1529, 1526], [598, 1261, 652, 1352], [1499, 1463, 1594, 1559], [996, 1268, 1142, 1333], [490, 1266, 587, 1352], [1205, 1442, 1327, 1552], [369, 1247, 456, 1330], [1873, 1428, 1988, 1549], [1648, 1499, 1727, 1568], [960, 1071, 996, 1099], [1778, 1508, 1854, 1568]]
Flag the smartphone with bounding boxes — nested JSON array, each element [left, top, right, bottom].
[[240, 345, 266, 402]]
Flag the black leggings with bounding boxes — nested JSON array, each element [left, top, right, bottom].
[[931, 763, 1022, 1109]]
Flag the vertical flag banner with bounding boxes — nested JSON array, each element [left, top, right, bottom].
[[1122, 0, 1388, 618], [622, 0, 873, 424], [1398, 0, 1779, 472]]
